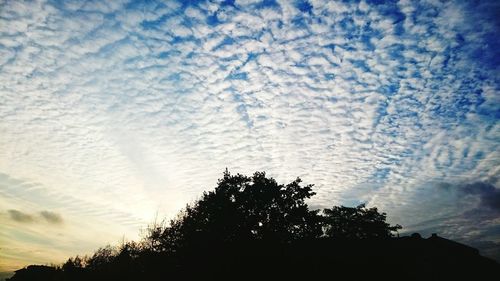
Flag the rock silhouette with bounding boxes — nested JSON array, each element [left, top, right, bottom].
[[7, 171, 499, 281]]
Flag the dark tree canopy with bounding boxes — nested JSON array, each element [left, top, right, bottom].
[[323, 204, 402, 239], [149, 170, 399, 254], [155, 170, 323, 252], [8, 171, 498, 281]]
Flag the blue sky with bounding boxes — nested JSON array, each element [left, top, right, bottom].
[[0, 0, 499, 274]]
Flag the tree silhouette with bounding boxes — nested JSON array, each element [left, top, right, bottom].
[[150, 170, 322, 254], [322, 204, 402, 239], [7, 170, 499, 281]]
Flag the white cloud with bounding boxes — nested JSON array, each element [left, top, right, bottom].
[[0, 0, 499, 270]]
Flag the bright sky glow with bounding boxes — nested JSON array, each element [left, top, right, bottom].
[[0, 0, 499, 275]]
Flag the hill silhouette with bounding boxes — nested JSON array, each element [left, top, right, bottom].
[[7, 171, 500, 281]]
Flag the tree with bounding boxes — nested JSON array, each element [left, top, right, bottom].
[[9, 171, 500, 281], [322, 204, 401, 239], [155, 170, 322, 253], [85, 246, 116, 270], [61, 256, 86, 281]]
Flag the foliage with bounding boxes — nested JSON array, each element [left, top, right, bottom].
[[8, 170, 408, 281], [322, 204, 402, 239], [152, 170, 323, 252]]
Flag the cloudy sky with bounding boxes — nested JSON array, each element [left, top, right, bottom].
[[0, 0, 499, 275]]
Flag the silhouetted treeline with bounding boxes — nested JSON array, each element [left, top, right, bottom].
[[8, 171, 499, 281]]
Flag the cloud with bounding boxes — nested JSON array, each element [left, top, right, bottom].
[[6, 209, 64, 224], [0, 0, 498, 269], [39, 210, 64, 224], [450, 182, 500, 211], [390, 180, 500, 261], [7, 210, 34, 223]]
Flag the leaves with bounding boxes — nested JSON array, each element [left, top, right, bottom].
[[158, 171, 321, 247], [322, 204, 402, 239], [11, 171, 406, 281]]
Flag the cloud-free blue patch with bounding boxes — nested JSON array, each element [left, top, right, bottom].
[[180, 0, 207, 8], [350, 60, 370, 72], [228, 72, 248, 80], [256, 0, 280, 9], [291, 16, 309, 29], [212, 36, 236, 51], [141, 15, 168, 30], [158, 50, 181, 59], [324, 73, 335, 80], [221, 0, 236, 7], [207, 13, 221, 26], [296, 0, 313, 14], [170, 35, 198, 44]]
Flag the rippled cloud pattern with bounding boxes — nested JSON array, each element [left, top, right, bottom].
[[0, 0, 499, 271]]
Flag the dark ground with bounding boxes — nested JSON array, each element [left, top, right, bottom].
[[7, 234, 500, 281]]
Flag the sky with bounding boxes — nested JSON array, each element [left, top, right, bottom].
[[0, 0, 499, 276]]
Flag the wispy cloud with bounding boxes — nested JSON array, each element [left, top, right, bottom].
[[7, 210, 34, 223], [39, 211, 64, 224], [0, 0, 498, 269], [6, 209, 64, 224]]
